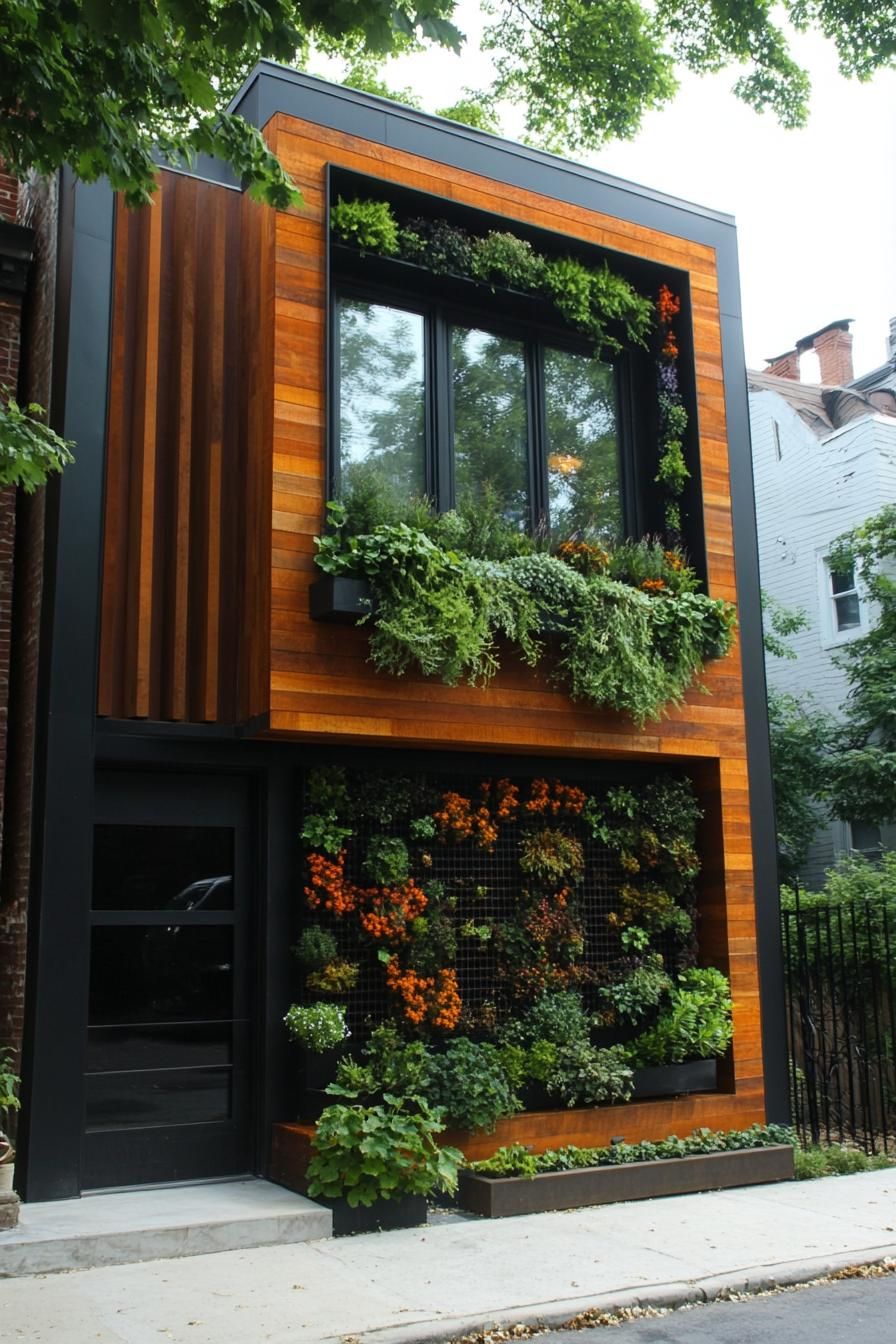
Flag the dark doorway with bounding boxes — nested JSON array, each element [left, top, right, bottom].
[[83, 772, 255, 1189]]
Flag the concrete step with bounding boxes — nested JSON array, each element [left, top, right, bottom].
[[0, 1177, 332, 1276]]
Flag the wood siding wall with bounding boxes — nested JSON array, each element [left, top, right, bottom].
[[264, 115, 767, 1135], [99, 174, 266, 723]]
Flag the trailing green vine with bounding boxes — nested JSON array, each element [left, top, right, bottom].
[[315, 491, 735, 726]]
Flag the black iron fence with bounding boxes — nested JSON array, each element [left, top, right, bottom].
[[782, 888, 896, 1153]]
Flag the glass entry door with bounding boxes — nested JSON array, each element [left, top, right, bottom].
[[83, 772, 254, 1189]]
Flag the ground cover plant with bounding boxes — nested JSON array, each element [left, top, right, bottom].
[[468, 1124, 797, 1178]]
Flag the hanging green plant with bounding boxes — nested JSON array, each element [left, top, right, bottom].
[[315, 494, 735, 726], [330, 197, 653, 359]]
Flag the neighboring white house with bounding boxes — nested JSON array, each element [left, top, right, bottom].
[[749, 318, 896, 887]]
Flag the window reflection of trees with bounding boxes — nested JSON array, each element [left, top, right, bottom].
[[338, 299, 426, 502], [545, 348, 621, 543], [336, 299, 623, 538], [452, 328, 529, 528]]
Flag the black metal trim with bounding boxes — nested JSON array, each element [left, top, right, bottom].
[[719, 301, 790, 1124], [232, 65, 737, 234], [19, 174, 116, 1200]]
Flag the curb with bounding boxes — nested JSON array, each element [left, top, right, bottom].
[[340, 1244, 896, 1344]]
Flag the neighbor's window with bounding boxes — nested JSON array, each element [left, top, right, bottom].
[[337, 299, 426, 504], [848, 821, 883, 861], [333, 293, 623, 537], [829, 563, 861, 633]]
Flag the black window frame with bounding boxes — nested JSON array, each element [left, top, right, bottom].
[[329, 277, 642, 539]]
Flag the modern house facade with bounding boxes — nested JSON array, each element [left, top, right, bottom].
[[13, 65, 784, 1203], [749, 320, 896, 886]]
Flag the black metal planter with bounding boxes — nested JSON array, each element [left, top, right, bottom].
[[318, 1193, 429, 1236], [457, 1145, 795, 1219], [631, 1057, 718, 1101]]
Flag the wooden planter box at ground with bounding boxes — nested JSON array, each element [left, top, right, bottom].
[[457, 1145, 795, 1219]]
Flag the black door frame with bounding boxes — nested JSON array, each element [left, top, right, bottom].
[[83, 770, 255, 1189]]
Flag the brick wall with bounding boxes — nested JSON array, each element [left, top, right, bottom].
[[0, 168, 22, 1090], [0, 170, 57, 1105]]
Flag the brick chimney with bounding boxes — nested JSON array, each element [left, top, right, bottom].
[[765, 348, 800, 380], [810, 323, 854, 385]]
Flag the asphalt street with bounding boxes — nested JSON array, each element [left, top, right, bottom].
[[542, 1272, 896, 1343]]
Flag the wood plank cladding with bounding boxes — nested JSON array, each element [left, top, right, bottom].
[[262, 115, 767, 1134], [265, 115, 740, 762], [100, 174, 258, 722]]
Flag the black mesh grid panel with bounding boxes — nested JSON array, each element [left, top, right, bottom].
[[297, 767, 698, 1045]]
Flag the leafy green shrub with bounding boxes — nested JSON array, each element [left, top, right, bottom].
[[628, 967, 733, 1065], [1, 395, 75, 492], [545, 1041, 634, 1107], [301, 811, 352, 855], [407, 912, 458, 975], [315, 496, 733, 724], [596, 956, 672, 1025], [363, 835, 410, 886], [409, 815, 437, 840], [283, 1002, 350, 1052], [293, 926, 338, 969], [544, 257, 593, 328], [306, 1097, 462, 1207], [306, 766, 350, 815], [543, 258, 653, 356], [519, 828, 585, 884], [424, 1037, 522, 1131], [471, 230, 545, 289], [402, 217, 475, 274], [524, 1039, 559, 1083], [0, 1047, 21, 1133], [330, 196, 399, 254], [502, 990, 592, 1048], [306, 959, 360, 995], [329, 1023, 432, 1103], [794, 1144, 895, 1180], [780, 852, 896, 984]]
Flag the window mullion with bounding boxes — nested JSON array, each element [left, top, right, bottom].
[[530, 341, 547, 534], [433, 310, 453, 510]]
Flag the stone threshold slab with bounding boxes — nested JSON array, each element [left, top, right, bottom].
[[0, 1177, 332, 1277]]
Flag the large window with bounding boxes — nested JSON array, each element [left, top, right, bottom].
[[334, 292, 624, 539]]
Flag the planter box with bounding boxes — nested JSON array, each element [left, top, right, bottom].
[[270, 1124, 428, 1234], [631, 1058, 718, 1101], [309, 575, 372, 624], [318, 1192, 428, 1237], [457, 1144, 794, 1218]]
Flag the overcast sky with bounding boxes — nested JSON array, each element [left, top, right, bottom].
[[318, 8, 896, 380]]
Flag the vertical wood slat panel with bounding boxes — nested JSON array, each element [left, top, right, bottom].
[[123, 199, 163, 719], [162, 176, 197, 721], [98, 201, 133, 718], [239, 192, 274, 722], [99, 173, 246, 723], [200, 187, 225, 722]]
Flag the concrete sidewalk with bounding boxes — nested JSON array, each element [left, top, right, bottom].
[[1, 1169, 895, 1344]]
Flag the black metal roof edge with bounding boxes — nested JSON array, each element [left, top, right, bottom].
[[229, 61, 737, 232]]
